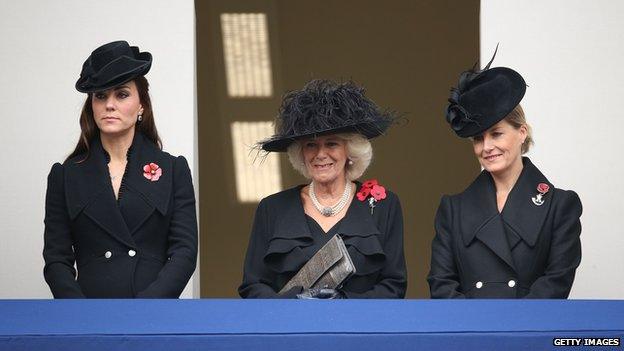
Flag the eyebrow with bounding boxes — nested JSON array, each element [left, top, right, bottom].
[[114, 85, 130, 90]]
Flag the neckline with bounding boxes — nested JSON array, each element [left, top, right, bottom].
[[298, 183, 358, 234], [490, 158, 528, 214], [304, 214, 344, 235]]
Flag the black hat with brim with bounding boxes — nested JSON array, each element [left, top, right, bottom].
[[259, 80, 395, 152], [446, 66, 526, 138], [75, 41, 152, 93], [261, 119, 392, 152]]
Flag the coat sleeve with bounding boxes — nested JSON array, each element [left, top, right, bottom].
[[238, 199, 298, 298], [525, 190, 582, 298], [342, 193, 407, 298], [427, 196, 466, 298], [43, 163, 86, 298], [136, 156, 198, 298]]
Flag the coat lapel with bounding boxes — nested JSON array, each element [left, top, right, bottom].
[[460, 170, 517, 271], [120, 133, 172, 234], [500, 157, 553, 247], [64, 136, 134, 247], [272, 186, 313, 240], [338, 194, 382, 237]]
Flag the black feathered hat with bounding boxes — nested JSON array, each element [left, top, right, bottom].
[[75, 40, 152, 93], [260, 80, 395, 152], [445, 46, 526, 138]]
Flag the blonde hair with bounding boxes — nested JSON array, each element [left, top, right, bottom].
[[505, 104, 533, 154], [287, 133, 373, 181]]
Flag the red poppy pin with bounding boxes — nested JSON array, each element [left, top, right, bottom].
[[357, 179, 387, 214], [532, 182, 549, 206], [143, 162, 162, 182]]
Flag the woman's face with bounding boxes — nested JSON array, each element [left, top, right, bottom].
[[91, 80, 143, 136], [472, 119, 527, 175], [301, 135, 348, 185]]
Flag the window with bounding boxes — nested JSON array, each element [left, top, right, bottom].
[[221, 13, 273, 97], [230, 121, 282, 202]]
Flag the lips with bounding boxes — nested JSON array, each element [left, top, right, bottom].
[[484, 154, 502, 161], [102, 116, 119, 121], [313, 163, 333, 169]]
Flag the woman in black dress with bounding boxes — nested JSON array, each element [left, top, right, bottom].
[[428, 54, 582, 298], [239, 80, 407, 298], [43, 41, 198, 298]]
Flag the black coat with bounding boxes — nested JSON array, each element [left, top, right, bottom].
[[428, 158, 582, 298], [43, 133, 198, 298], [239, 184, 407, 298]]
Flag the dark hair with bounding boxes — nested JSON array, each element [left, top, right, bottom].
[[66, 76, 161, 162]]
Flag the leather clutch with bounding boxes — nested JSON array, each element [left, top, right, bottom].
[[279, 234, 356, 294]]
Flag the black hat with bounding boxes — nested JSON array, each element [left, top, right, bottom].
[[260, 80, 394, 152], [75, 41, 152, 93], [445, 49, 526, 138]]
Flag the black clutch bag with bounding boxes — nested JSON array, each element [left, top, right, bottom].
[[279, 234, 356, 294]]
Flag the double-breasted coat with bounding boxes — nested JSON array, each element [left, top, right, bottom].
[[239, 184, 407, 298], [43, 132, 198, 298], [428, 158, 582, 298]]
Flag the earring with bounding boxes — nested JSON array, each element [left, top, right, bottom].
[[348, 159, 354, 165], [137, 114, 143, 122]]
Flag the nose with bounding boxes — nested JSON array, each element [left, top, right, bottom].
[[314, 145, 328, 160], [483, 135, 495, 152], [105, 95, 116, 110]]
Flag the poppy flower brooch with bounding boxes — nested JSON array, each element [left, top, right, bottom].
[[143, 162, 162, 182], [357, 179, 387, 214], [532, 182, 549, 206]]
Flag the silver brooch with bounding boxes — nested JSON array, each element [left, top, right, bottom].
[[532, 183, 550, 206]]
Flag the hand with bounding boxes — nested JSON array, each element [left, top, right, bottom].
[[297, 287, 344, 299]]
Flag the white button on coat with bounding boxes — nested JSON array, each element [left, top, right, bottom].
[[104, 251, 112, 259], [475, 281, 483, 289], [128, 250, 137, 257], [508, 280, 516, 288]]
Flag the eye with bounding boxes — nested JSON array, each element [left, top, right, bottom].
[[304, 142, 317, 148], [94, 93, 107, 100], [473, 135, 483, 142], [326, 141, 339, 147], [492, 132, 503, 137], [117, 91, 130, 99]]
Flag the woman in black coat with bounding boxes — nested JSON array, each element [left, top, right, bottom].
[[43, 41, 198, 298], [427, 54, 582, 298], [239, 80, 407, 299]]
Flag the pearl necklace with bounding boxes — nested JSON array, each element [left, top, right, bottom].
[[309, 181, 352, 217]]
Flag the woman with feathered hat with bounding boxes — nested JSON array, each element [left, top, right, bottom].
[[43, 41, 197, 298], [239, 79, 407, 298], [427, 51, 582, 298]]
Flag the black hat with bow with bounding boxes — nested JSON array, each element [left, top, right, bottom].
[[75, 40, 152, 93], [445, 47, 526, 138], [260, 79, 395, 152]]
